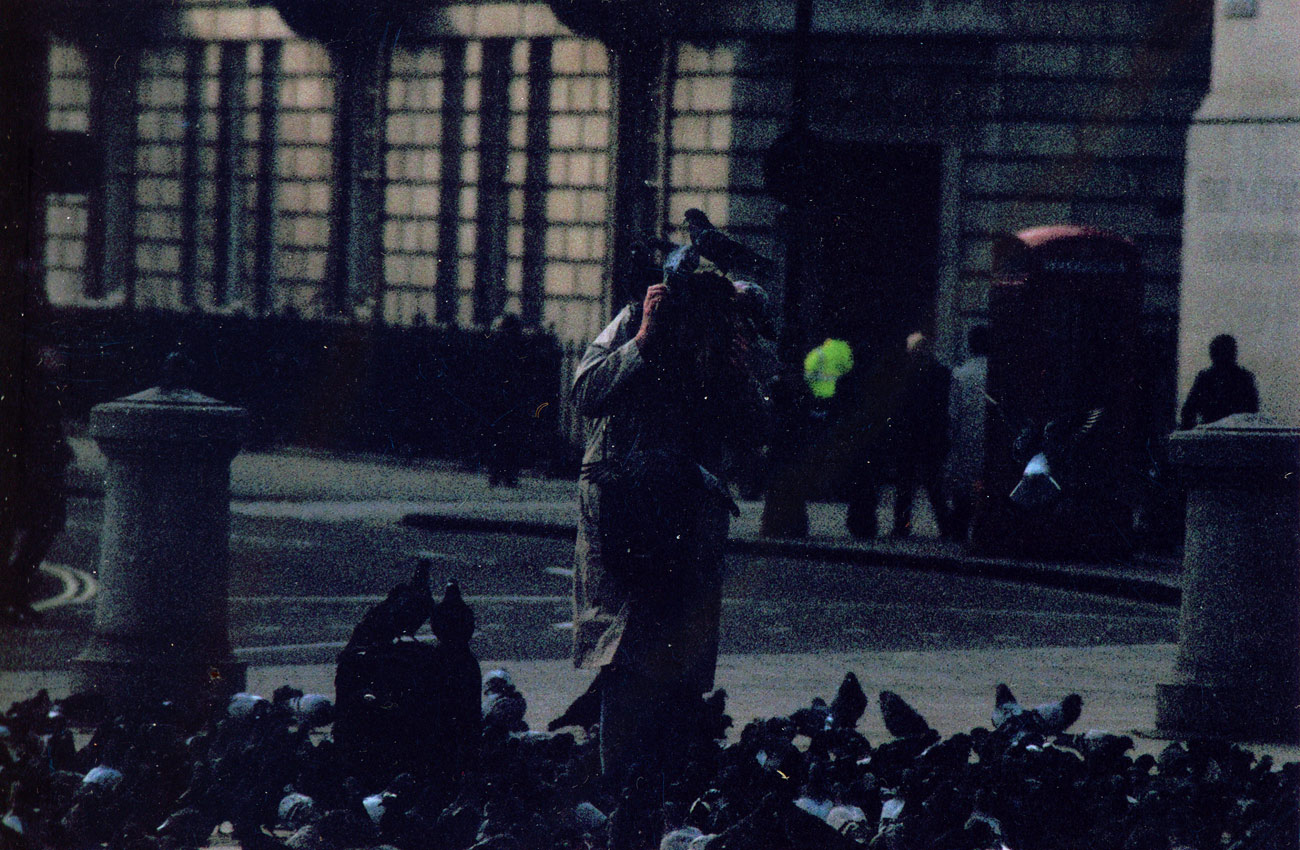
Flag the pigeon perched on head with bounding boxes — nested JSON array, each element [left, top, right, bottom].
[[346, 558, 434, 648], [878, 691, 935, 740], [828, 673, 868, 730], [430, 578, 475, 646], [683, 208, 773, 278], [662, 241, 700, 287]]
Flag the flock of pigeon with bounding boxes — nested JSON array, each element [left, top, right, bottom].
[[0, 562, 1295, 850]]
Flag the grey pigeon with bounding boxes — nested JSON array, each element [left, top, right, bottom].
[[1034, 693, 1083, 734], [991, 683, 1028, 729], [277, 791, 318, 831], [482, 671, 528, 733]]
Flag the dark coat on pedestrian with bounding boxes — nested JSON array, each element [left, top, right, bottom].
[[1180, 363, 1258, 429]]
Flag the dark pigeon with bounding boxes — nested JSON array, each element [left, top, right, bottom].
[[482, 670, 528, 734], [547, 670, 604, 732], [878, 690, 934, 740], [346, 558, 433, 649], [430, 578, 475, 646], [828, 672, 868, 730], [790, 697, 831, 737], [991, 683, 1028, 730], [683, 208, 773, 278]]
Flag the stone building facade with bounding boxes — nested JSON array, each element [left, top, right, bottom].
[[22, 0, 1211, 419]]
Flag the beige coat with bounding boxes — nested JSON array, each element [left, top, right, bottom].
[[571, 305, 762, 691]]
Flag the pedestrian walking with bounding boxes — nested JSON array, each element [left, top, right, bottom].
[[888, 333, 952, 537], [944, 326, 989, 542], [0, 343, 72, 624]]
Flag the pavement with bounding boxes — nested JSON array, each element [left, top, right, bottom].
[[6, 437, 1296, 762]]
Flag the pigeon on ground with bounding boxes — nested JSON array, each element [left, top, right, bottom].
[[156, 805, 218, 846], [878, 691, 934, 740], [1034, 693, 1083, 734], [828, 673, 868, 730], [790, 697, 831, 737], [991, 684, 1083, 736], [346, 558, 433, 649], [683, 208, 774, 278], [991, 683, 1029, 730], [429, 578, 475, 646], [277, 791, 319, 831], [547, 670, 604, 731], [661, 825, 705, 850], [482, 670, 528, 733], [291, 694, 334, 729]]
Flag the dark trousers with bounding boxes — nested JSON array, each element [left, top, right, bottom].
[[894, 460, 949, 537], [0, 489, 66, 607], [599, 664, 696, 784]]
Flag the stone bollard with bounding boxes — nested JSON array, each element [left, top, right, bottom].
[[72, 364, 248, 712], [1155, 414, 1300, 743]]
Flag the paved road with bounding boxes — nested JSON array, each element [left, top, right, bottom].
[[4, 496, 1177, 670]]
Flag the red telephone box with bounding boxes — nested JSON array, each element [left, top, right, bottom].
[[974, 225, 1144, 560]]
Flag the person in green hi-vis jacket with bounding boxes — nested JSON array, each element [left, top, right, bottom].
[[803, 337, 854, 401]]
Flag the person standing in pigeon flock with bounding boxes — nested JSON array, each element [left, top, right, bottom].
[[571, 257, 768, 783]]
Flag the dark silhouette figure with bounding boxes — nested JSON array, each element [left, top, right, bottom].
[[571, 266, 767, 784], [890, 333, 953, 538], [1180, 334, 1258, 429], [485, 313, 529, 487], [0, 344, 72, 625], [845, 333, 952, 539], [334, 574, 480, 787]]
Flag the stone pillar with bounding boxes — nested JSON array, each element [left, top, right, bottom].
[[1177, 0, 1300, 426], [1155, 414, 1300, 742], [73, 380, 248, 712]]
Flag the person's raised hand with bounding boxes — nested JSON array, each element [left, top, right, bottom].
[[634, 283, 670, 354]]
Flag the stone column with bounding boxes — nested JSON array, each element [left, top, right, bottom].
[[73, 381, 248, 712], [1177, 0, 1300, 426], [1155, 414, 1300, 742]]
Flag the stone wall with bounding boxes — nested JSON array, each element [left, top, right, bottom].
[[35, 0, 1212, 430]]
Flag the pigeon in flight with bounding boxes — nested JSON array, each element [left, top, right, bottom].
[[684, 208, 774, 278]]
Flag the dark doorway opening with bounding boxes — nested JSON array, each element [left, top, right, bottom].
[[766, 135, 944, 364]]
